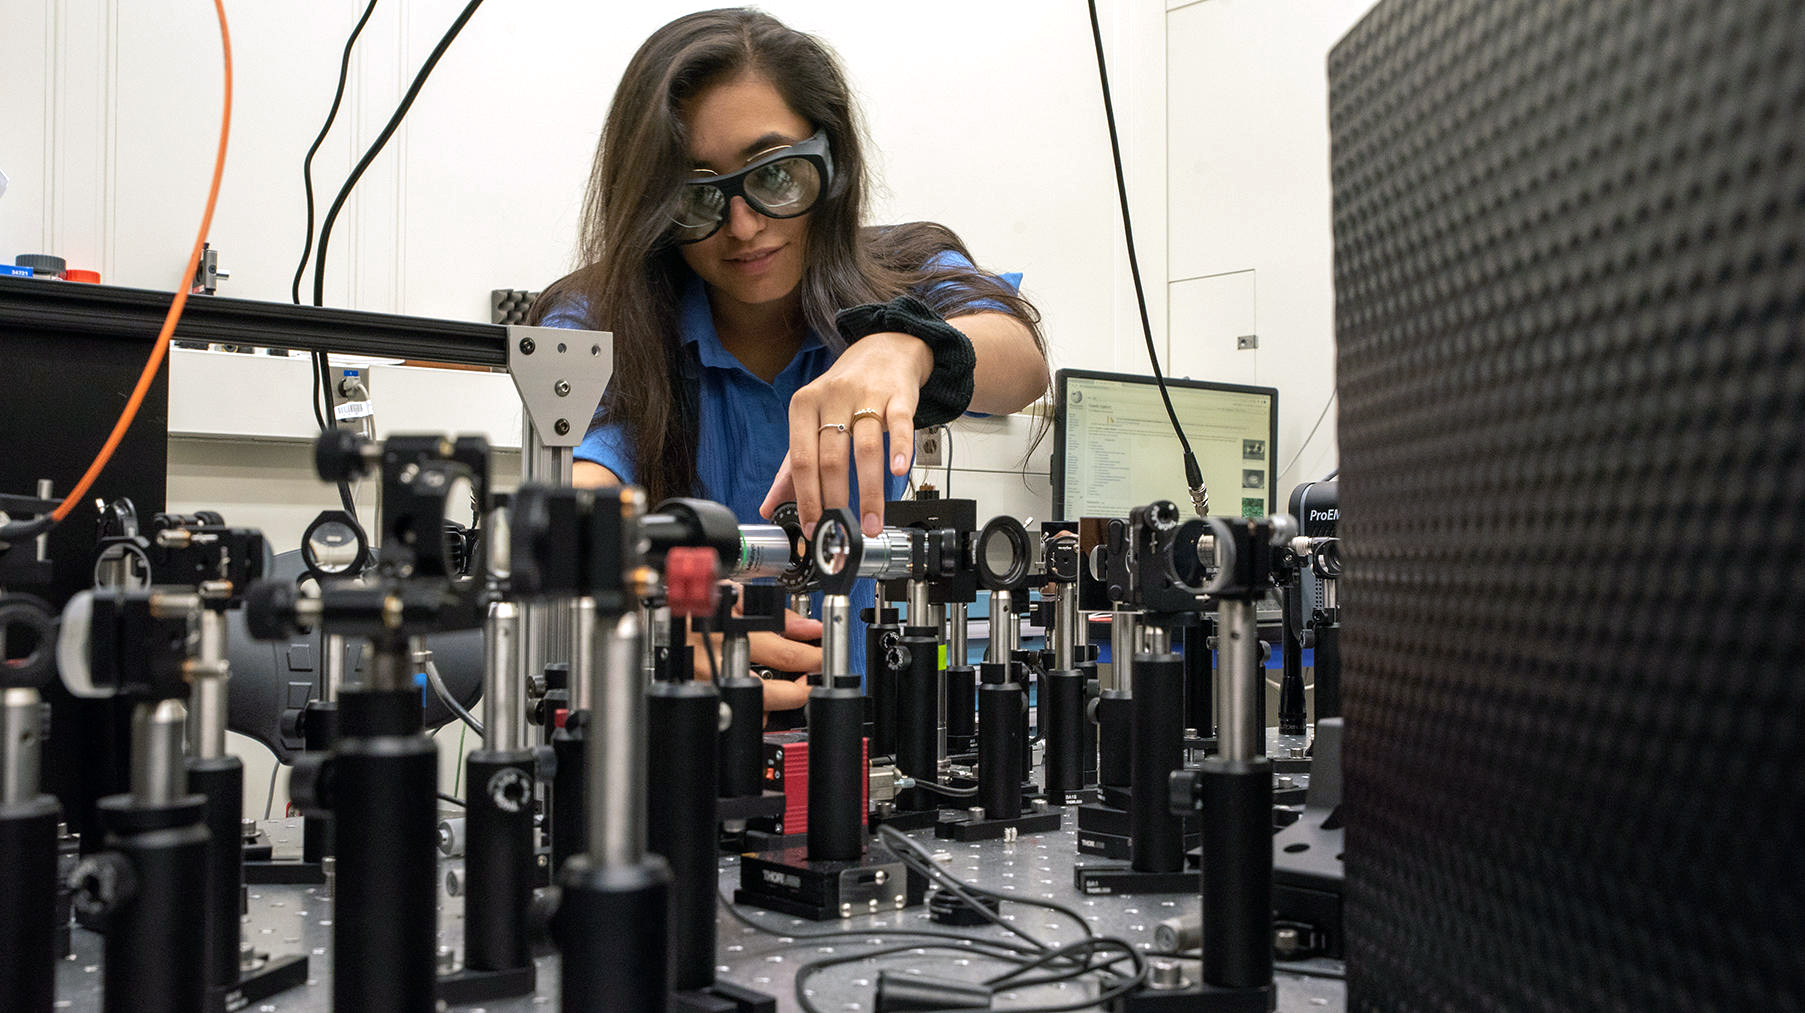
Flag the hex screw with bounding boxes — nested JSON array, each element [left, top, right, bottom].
[[518, 337, 536, 355]]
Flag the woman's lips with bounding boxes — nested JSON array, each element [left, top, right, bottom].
[[726, 246, 782, 273]]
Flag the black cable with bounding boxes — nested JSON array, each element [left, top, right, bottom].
[[943, 424, 954, 495], [909, 776, 979, 798], [1323, 467, 1339, 481], [437, 792, 465, 807], [292, 0, 380, 307], [1085, 0, 1208, 513], [310, 0, 486, 310], [0, 515, 53, 544]]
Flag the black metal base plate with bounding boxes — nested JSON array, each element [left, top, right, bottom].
[[243, 858, 326, 885], [734, 845, 919, 921], [438, 963, 537, 1005], [1113, 982, 1271, 1012], [207, 952, 309, 1013], [1073, 862, 1199, 896], [1046, 785, 1100, 806], [719, 791, 786, 823], [934, 804, 1063, 842], [867, 806, 938, 833], [671, 979, 778, 1013]]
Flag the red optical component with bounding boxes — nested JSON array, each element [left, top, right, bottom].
[[664, 546, 721, 617]]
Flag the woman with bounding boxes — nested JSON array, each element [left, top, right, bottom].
[[535, 8, 1049, 710]]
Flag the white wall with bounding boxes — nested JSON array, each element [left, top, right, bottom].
[[1163, 0, 1379, 492]]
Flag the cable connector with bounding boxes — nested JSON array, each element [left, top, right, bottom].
[[874, 970, 992, 1011]]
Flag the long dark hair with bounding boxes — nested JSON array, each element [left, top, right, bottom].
[[532, 8, 1045, 502]]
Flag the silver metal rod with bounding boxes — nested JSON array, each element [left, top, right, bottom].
[[187, 609, 228, 759], [34, 479, 52, 561], [590, 611, 644, 868], [733, 526, 793, 580], [131, 699, 189, 804], [1053, 583, 1079, 669], [1322, 579, 1339, 611], [789, 593, 811, 619], [1075, 608, 1090, 648], [323, 634, 347, 702], [571, 596, 597, 712], [988, 590, 1017, 661], [721, 633, 751, 682], [906, 580, 931, 629], [642, 602, 669, 681], [947, 601, 969, 666], [1144, 624, 1171, 656], [1107, 610, 1140, 691], [484, 601, 523, 752], [366, 640, 409, 693], [1, 688, 43, 804], [1216, 599, 1260, 762], [821, 595, 852, 680]]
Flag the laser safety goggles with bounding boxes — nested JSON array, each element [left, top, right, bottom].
[[670, 130, 834, 243]]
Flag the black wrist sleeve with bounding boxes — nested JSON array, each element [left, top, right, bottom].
[[834, 294, 977, 428]]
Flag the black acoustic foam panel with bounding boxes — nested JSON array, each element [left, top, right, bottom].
[[1329, 2, 1805, 1010]]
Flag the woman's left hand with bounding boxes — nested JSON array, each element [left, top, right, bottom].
[[759, 330, 929, 536]]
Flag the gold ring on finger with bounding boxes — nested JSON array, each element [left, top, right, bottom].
[[850, 408, 883, 426]]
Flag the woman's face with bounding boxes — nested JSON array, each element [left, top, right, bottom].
[[677, 73, 814, 313]]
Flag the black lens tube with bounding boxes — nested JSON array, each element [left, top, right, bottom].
[[1095, 689, 1132, 791], [646, 681, 722, 991], [976, 670, 1023, 820], [333, 688, 438, 1013], [0, 793, 60, 1013], [1199, 756, 1274, 989], [807, 685, 865, 863], [463, 752, 536, 974], [1130, 653, 1185, 874], [1042, 668, 1085, 800], [717, 674, 764, 799], [185, 754, 243, 988], [945, 665, 977, 755], [90, 794, 209, 1013], [893, 626, 940, 813]]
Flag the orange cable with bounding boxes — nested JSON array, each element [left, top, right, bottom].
[[50, 0, 232, 523]]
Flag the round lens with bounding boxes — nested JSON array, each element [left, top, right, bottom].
[[745, 157, 820, 216], [674, 183, 726, 230], [306, 520, 362, 575]]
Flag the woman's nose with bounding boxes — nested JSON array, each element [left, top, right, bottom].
[[724, 195, 765, 240]]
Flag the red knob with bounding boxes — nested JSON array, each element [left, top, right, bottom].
[[664, 546, 721, 617]]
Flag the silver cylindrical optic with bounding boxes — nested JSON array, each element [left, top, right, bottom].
[[988, 590, 1018, 661], [1053, 583, 1079, 670], [590, 611, 645, 868], [1, 688, 43, 804], [821, 595, 852, 680], [721, 634, 751, 682], [131, 699, 189, 804], [733, 525, 793, 580], [571, 596, 597, 713], [187, 609, 229, 759], [1216, 599, 1260, 762], [855, 529, 916, 582], [484, 600, 524, 752]]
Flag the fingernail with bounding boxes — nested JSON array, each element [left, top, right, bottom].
[[864, 512, 880, 535], [892, 453, 906, 472]]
